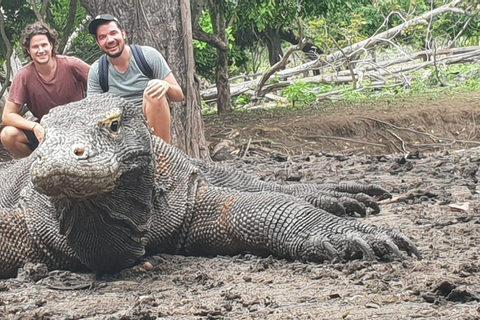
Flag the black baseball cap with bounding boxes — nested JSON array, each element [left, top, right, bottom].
[[88, 14, 121, 36]]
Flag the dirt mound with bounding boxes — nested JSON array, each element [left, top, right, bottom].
[[204, 91, 480, 157]]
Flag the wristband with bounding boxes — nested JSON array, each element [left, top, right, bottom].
[[32, 123, 37, 131]]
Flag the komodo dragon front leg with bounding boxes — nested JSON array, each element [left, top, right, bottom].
[[0, 158, 82, 278], [193, 160, 390, 217], [185, 185, 420, 262]]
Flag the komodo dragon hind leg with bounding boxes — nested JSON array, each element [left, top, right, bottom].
[[186, 186, 420, 263], [314, 182, 392, 215], [285, 182, 391, 217], [193, 159, 391, 217]]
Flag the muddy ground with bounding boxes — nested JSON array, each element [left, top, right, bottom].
[[1, 92, 480, 319]]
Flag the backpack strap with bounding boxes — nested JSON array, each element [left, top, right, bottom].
[[98, 44, 153, 93], [130, 44, 154, 79], [99, 55, 109, 93]]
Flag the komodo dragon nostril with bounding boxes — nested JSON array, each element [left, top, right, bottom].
[[74, 147, 84, 156], [71, 144, 88, 159]]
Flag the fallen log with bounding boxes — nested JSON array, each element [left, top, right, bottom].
[[200, 0, 471, 103]]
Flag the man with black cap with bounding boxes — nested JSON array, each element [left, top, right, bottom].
[[87, 14, 184, 143]]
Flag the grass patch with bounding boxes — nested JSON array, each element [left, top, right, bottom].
[[202, 63, 480, 115]]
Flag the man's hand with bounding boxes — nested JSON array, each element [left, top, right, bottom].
[[145, 79, 171, 100], [32, 123, 45, 143]]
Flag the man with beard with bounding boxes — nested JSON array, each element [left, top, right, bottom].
[[87, 14, 184, 143], [1, 21, 90, 158]]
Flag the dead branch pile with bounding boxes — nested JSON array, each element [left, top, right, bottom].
[[200, 0, 478, 103]]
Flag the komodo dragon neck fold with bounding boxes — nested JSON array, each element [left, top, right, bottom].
[[53, 165, 155, 273]]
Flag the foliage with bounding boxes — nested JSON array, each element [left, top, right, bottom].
[[305, 1, 425, 51], [306, 0, 480, 54], [232, 93, 251, 107], [0, 0, 37, 63], [201, 100, 217, 115], [194, 9, 249, 82], [281, 81, 318, 107], [190, 0, 480, 104], [49, 0, 99, 64], [308, 63, 480, 106], [49, 0, 76, 33], [194, 0, 480, 81], [232, 0, 301, 33], [195, 0, 329, 80]]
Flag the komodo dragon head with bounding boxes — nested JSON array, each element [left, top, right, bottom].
[[30, 94, 156, 273], [31, 94, 153, 198]]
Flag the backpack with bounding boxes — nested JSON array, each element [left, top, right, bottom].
[[98, 44, 154, 92]]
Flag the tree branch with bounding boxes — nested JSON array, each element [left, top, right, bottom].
[[0, 0, 13, 100], [253, 21, 306, 99], [279, 0, 466, 78], [191, 24, 229, 51], [58, 0, 78, 53]]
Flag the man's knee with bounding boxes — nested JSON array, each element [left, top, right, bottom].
[[0, 126, 32, 158], [142, 93, 172, 142], [143, 92, 170, 111], [1, 126, 23, 145]]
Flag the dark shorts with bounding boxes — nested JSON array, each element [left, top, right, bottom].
[[22, 129, 39, 151]]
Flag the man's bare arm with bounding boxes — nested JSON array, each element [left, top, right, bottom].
[[144, 73, 184, 102], [2, 101, 37, 131], [164, 72, 184, 102]]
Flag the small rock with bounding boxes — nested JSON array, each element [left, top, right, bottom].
[[16, 263, 49, 282], [450, 186, 472, 202], [448, 202, 470, 212], [422, 293, 436, 303]]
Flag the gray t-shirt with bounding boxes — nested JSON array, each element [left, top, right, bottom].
[[87, 45, 172, 107]]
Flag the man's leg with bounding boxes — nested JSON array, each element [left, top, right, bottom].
[[142, 93, 171, 143], [0, 126, 34, 158]]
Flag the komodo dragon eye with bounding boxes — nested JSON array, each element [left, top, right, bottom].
[[99, 111, 122, 134], [110, 120, 119, 132]]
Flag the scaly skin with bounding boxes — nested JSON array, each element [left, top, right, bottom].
[[0, 94, 420, 278]]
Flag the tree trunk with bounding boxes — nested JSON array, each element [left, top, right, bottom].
[[209, 0, 231, 113], [80, 0, 209, 159], [57, 0, 78, 54], [263, 27, 283, 66]]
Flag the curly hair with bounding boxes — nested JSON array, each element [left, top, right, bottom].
[[21, 21, 58, 59]]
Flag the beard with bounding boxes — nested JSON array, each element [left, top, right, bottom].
[[33, 54, 51, 65], [104, 42, 125, 59]]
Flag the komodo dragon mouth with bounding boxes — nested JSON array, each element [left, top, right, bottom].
[[31, 151, 122, 198]]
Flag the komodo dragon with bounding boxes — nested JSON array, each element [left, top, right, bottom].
[[0, 94, 420, 278]]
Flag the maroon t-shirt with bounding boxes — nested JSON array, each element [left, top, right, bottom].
[[8, 55, 90, 120]]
